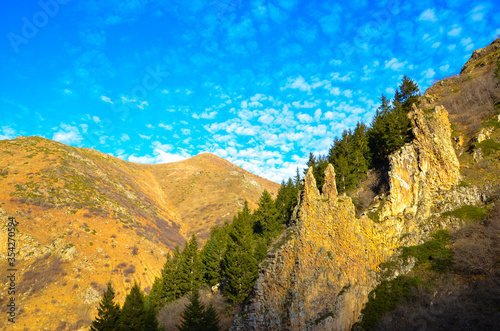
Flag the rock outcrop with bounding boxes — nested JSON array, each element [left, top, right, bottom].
[[231, 105, 484, 330], [380, 105, 460, 220]]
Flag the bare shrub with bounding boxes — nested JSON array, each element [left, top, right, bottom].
[[376, 273, 500, 331], [123, 265, 136, 275], [17, 254, 64, 295], [441, 72, 500, 135], [131, 245, 139, 256], [452, 204, 500, 275]]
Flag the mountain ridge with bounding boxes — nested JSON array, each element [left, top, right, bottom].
[[0, 135, 279, 331]]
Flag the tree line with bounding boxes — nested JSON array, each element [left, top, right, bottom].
[[90, 177, 302, 330], [306, 75, 420, 194]]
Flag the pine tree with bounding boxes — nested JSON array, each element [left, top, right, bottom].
[[200, 225, 228, 288], [149, 246, 183, 311], [253, 190, 280, 237], [222, 202, 258, 303], [177, 291, 206, 331], [143, 296, 161, 331], [91, 282, 120, 331], [178, 234, 203, 295], [117, 282, 146, 331], [275, 178, 298, 225], [203, 302, 221, 331]]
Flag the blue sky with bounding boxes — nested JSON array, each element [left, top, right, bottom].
[[1, 0, 499, 182]]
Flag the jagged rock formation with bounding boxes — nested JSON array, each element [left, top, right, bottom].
[[232, 105, 484, 330], [380, 105, 461, 220]]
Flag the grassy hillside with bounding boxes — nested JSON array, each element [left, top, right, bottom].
[[0, 136, 278, 331]]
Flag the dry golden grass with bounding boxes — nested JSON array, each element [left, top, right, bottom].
[[0, 136, 278, 331]]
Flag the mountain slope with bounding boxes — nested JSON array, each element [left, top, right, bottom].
[[0, 136, 278, 331], [147, 152, 280, 239]]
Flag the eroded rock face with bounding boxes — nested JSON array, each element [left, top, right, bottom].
[[381, 105, 460, 220], [231, 105, 481, 331]]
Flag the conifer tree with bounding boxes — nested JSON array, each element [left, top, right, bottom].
[[200, 225, 228, 287], [203, 302, 221, 331], [177, 291, 206, 331], [117, 282, 146, 331], [179, 234, 203, 295], [143, 296, 161, 331], [275, 178, 299, 225], [149, 246, 183, 311], [253, 190, 280, 237], [91, 282, 120, 331], [222, 202, 258, 303]]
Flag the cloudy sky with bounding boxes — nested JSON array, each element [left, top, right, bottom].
[[1, 1, 499, 182]]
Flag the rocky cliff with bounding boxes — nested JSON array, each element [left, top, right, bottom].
[[232, 105, 485, 330]]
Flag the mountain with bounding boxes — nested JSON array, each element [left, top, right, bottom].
[[232, 38, 500, 330], [0, 136, 278, 331]]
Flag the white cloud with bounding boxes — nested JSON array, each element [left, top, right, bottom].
[[422, 68, 436, 79], [52, 124, 83, 145], [258, 114, 274, 124], [282, 76, 311, 93], [121, 133, 130, 141], [432, 42, 441, 48], [418, 9, 437, 22], [330, 72, 351, 82], [181, 128, 191, 135], [92, 116, 100, 123], [139, 134, 152, 140], [448, 25, 462, 36], [439, 64, 450, 72], [0, 126, 16, 140], [314, 108, 322, 121], [64, 89, 72, 94], [343, 90, 353, 98], [101, 96, 113, 104], [159, 123, 172, 130], [128, 141, 189, 165], [384, 58, 406, 71], [292, 100, 317, 108], [470, 5, 485, 21], [297, 113, 313, 123], [137, 101, 149, 109]]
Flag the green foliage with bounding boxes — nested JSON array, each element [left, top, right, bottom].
[[177, 291, 221, 331], [275, 177, 300, 225], [178, 234, 203, 294], [117, 282, 146, 331], [442, 205, 488, 222], [476, 139, 500, 156], [177, 291, 206, 331], [401, 230, 452, 272], [200, 225, 229, 287], [203, 302, 222, 331], [143, 296, 162, 331], [91, 282, 120, 331], [458, 180, 470, 187], [253, 189, 281, 237], [357, 276, 423, 330], [328, 123, 369, 193], [222, 202, 259, 303], [494, 60, 500, 80], [149, 234, 204, 312]]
